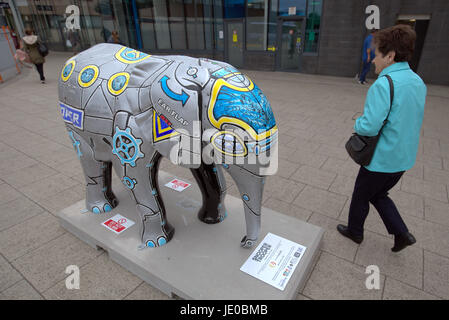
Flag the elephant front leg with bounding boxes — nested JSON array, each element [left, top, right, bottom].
[[68, 130, 118, 213], [190, 163, 227, 224]]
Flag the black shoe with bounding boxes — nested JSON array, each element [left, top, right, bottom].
[[337, 224, 363, 244], [392, 232, 416, 252]]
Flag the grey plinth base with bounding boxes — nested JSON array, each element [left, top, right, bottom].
[[58, 170, 324, 300]]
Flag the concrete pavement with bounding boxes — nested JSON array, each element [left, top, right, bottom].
[[0, 52, 448, 300]]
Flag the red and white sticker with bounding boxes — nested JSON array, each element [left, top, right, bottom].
[[102, 214, 135, 234], [165, 178, 191, 192]]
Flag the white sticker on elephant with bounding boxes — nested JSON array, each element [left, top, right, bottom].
[[240, 233, 307, 291], [102, 214, 135, 234], [165, 179, 191, 192]]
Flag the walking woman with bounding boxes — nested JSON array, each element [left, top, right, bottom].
[[338, 25, 427, 253], [21, 28, 46, 84]]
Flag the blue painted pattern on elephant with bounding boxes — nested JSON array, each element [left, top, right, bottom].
[[213, 84, 276, 134], [81, 68, 95, 83]]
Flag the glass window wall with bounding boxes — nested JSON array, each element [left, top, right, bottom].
[[304, 0, 322, 53]]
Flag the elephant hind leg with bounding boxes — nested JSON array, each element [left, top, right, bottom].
[[67, 129, 118, 214], [112, 149, 174, 247], [190, 163, 227, 224]]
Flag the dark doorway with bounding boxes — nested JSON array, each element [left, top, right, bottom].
[[396, 18, 430, 73]]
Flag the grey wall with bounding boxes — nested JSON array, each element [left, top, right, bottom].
[[314, 0, 449, 85]]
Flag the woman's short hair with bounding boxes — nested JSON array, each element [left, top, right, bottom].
[[25, 28, 34, 36], [374, 24, 416, 62]]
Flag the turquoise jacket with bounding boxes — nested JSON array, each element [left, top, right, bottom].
[[354, 62, 427, 173]]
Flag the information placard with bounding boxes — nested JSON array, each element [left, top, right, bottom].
[[240, 233, 307, 291]]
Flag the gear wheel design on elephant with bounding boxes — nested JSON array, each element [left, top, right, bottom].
[[112, 127, 145, 167]]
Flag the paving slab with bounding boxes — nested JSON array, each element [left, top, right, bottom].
[[424, 198, 449, 226], [308, 213, 359, 262], [294, 186, 347, 219], [12, 233, 103, 292], [262, 197, 313, 222], [0, 196, 45, 232], [355, 231, 424, 289], [0, 254, 22, 292], [0, 279, 43, 300], [0, 212, 66, 261], [383, 277, 440, 300], [124, 282, 171, 300], [291, 166, 337, 190], [43, 253, 142, 300], [401, 176, 448, 203], [302, 251, 384, 300], [402, 215, 449, 259], [423, 251, 449, 299]]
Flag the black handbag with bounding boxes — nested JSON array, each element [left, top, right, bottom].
[[345, 74, 394, 166], [38, 42, 49, 57]]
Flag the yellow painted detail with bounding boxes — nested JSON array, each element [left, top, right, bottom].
[[152, 110, 180, 142], [107, 72, 130, 96], [115, 47, 151, 64], [77, 65, 99, 88], [61, 60, 76, 82]]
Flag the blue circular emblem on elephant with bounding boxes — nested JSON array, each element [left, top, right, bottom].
[[112, 75, 127, 91], [112, 127, 144, 167], [81, 68, 95, 83], [63, 64, 73, 77]]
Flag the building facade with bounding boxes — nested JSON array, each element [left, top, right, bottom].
[[1, 0, 448, 85]]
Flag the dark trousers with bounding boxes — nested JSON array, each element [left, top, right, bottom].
[[34, 63, 45, 81], [359, 60, 371, 83], [348, 166, 409, 237]]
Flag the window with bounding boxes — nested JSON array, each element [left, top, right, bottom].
[[304, 0, 322, 53], [213, 0, 224, 50], [136, 0, 157, 50], [153, 0, 171, 49], [246, 0, 267, 51], [168, 0, 187, 49], [278, 0, 306, 16]]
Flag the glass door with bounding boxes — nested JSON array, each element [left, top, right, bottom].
[[276, 18, 305, 71]]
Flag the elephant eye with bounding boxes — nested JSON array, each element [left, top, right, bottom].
[[212, 131, 247, 157]]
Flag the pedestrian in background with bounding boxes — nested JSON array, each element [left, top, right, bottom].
[[20, 28, 46, 84], [338, 24, 427, 253], [358, 29, 377, 84], [107, 30, 122, 45]]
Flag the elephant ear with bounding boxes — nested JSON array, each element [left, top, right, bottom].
[[213, 84, 276, 134]]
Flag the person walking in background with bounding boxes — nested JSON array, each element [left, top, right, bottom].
[[107, 30, 122, 45], [338, 24, 427, 253], [20, 28, 46, 84], [358, 29, 377, 84]]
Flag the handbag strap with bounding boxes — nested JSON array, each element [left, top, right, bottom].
[[379, 74, 394, 131]]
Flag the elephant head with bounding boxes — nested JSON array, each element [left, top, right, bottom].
[[200, 67, 278, 248]]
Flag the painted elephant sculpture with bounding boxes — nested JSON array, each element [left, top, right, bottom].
[[58, 43, 277, 248]]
